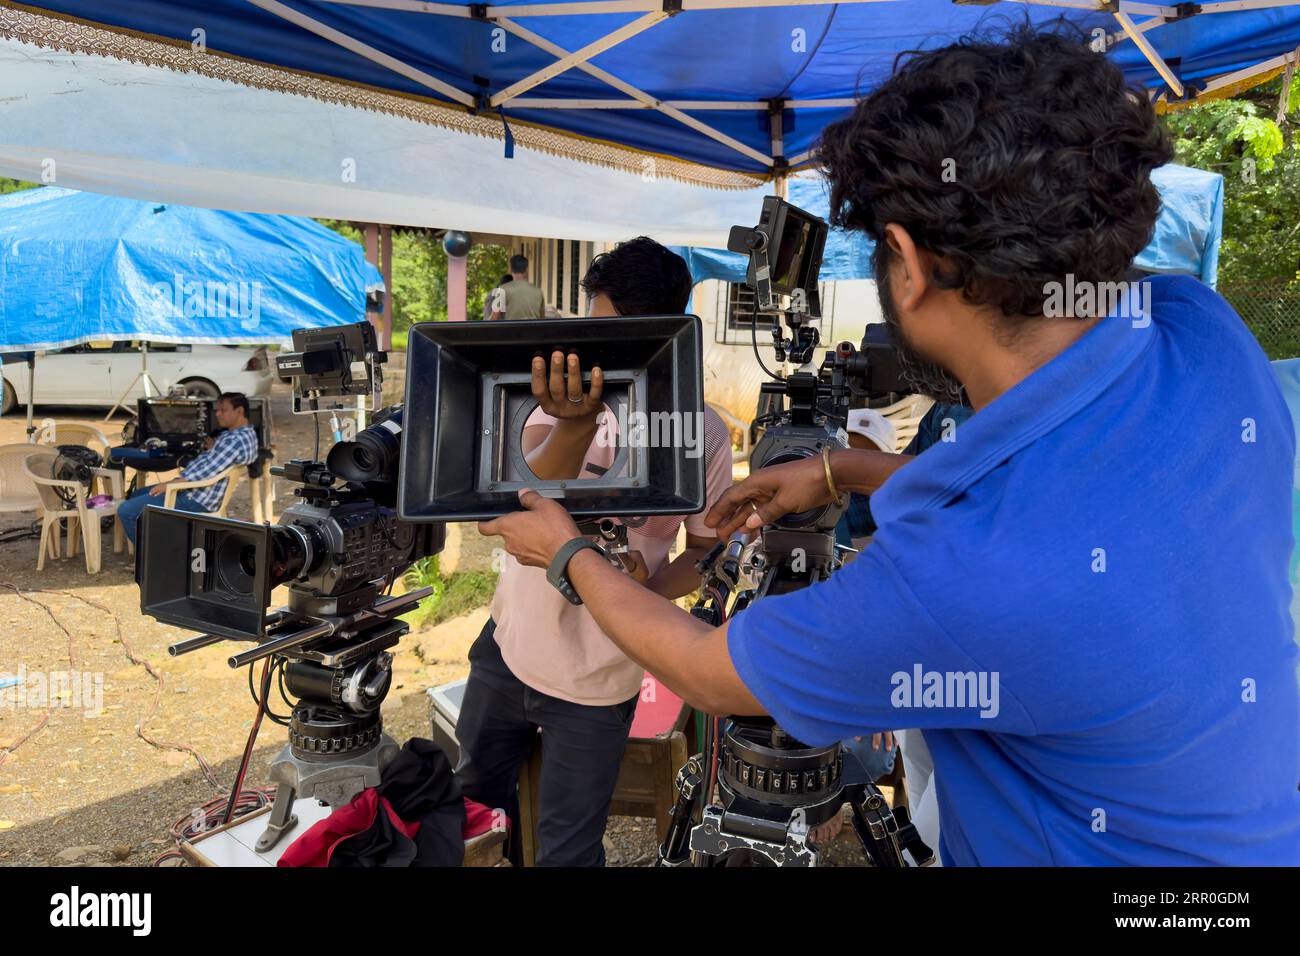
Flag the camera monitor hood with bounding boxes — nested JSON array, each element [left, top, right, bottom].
[[398, 315, 706, 522]]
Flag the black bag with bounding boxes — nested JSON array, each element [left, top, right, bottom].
[[51, 445, 104, 505]]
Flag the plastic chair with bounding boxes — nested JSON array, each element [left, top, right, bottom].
[[22, 451, 125, 574], [36, 421, 112, 457], [877, 394, 934, 453], [35, 423, 120, 496], [163, 464, 243, 517], [0, 442, 43, 514]]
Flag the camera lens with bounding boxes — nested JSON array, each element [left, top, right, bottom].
[[760, 447, 828, 528], [266, 524, 321, 588], [214, 533, 259, 595]]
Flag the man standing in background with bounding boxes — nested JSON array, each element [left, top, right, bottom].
[[489, 254, 546, 320], [482, 273, 512, 322]]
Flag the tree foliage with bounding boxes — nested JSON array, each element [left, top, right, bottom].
[[319, 220, 510, 330], [0, 177, 37, 195], [1162, 75, 1300, 288]]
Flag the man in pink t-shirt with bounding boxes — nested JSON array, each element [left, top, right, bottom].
[[456, 238, 732, 866]]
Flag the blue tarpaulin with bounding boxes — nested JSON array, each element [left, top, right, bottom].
[[9, 1, 1299, 176], [676, 164, 1226, 288], [0, 187, 383, 351]]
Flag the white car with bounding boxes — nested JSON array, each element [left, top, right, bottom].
[[1, 340, 275, 413]]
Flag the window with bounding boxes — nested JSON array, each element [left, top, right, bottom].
[[725, 282, 759, 331], [569, 240, 581, 315], [554, 240, 564, 310]]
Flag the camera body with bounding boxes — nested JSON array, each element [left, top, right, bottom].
[[138, 323, 440, 643], [268, 467, 440, 606]]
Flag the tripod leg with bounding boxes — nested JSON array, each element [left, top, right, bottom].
[[255, 782, 299, 853], [845, 782, 906, 867], [845, 782, 935, 867], [657, 757, 704, 867]]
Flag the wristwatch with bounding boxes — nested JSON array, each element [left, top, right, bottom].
[[546, 537, 606, 605]]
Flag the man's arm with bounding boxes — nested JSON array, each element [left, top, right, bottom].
[[177, 429, 252, 484], [705, 448, 912, 538], [522, 351, 606, 480], [523, 421, 598, 480], [478, 493, 763, 715], [644, 531, 714, 600], [566, 547, 765, 715]]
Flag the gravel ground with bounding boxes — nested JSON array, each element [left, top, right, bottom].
[[0, 382, 873, 867]]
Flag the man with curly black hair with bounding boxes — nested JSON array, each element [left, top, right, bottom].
[[480, 24, 1300, 864]]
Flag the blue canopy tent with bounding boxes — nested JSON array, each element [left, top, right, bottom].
[[677, 163, 1226, 288], [0, 186, 382, 433], [2, 0, 1296, 187]]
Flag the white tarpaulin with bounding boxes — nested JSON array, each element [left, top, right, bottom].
[[0, 35, 769, 246]]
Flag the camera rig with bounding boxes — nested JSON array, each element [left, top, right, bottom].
[[137, 323, 442, 852], [658, 197, 932, 868]]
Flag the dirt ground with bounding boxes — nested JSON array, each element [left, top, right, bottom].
[[0, 383, 868, 867], [0, 383, 514, 866]]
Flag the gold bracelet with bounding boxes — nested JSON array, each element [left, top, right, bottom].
[[822, 445, 845, 506]]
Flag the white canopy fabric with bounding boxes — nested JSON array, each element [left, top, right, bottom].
[[0, 35, 770, 246]]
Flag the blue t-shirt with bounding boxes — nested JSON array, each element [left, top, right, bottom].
[[728, 275, 1300, 865]]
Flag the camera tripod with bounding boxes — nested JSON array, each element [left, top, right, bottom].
[[658, 717, 933, 867], [662, 524, 933, 868], [167, 583, 433, 852]]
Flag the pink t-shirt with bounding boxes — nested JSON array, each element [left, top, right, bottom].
[[489, 404, 733, 705]]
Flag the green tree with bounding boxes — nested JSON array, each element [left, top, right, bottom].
[[316, 221, 510, 333], [1163, 75, 1300, 357], [1163, 76, 1300, 287], [0, 177, 38, 195]]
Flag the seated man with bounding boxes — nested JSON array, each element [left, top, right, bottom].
[[119, 391, 259, 544]]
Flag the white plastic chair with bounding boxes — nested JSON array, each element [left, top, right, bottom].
[[877, 394, 934, 453], [22, 450, 125, 574], [36, 421, 111, 457], [0, 442, 43, 515], [163, 464, 244, 517]]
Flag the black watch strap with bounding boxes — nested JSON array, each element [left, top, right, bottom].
[[547, 537, 605, 605]]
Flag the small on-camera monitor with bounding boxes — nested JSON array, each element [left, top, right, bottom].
[[137, 399, 210, 446], [727, 196, 828, 317]]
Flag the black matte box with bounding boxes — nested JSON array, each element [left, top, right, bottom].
[[398, 315, 706, 521], [137, 506, 274, 640]]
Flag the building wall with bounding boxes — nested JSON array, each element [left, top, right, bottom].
[[511, 237, 609, 317], [692, 277, 884, 424]]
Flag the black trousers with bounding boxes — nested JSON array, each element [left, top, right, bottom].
[[454, 619, 638, 867]]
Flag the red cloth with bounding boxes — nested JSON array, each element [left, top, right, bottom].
[[629, 674, 684, 738], [277, 789, 419, 868], [463, 797, 505, 839], [279, 793, 505, 866]]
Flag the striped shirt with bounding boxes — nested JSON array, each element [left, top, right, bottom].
[[179, 425, 258, 511]]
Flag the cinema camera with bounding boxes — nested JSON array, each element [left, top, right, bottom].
[[137, 314, 706, 852], [657, 197, 933, 868], [137, 322, 442, 852]]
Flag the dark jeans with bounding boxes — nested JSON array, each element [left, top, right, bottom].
[[454, 619, 637, 867], [119, 485, 208, 545]]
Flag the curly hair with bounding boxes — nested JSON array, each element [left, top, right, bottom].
[[581, 236, 693, 315], [819, 22, 1174, 322]]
